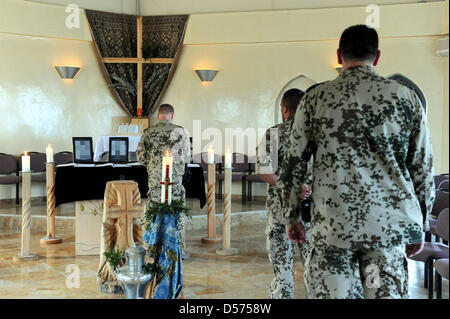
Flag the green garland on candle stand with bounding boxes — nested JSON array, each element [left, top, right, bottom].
[[143, 199, 192, 231]]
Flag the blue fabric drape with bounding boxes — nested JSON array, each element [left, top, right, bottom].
[[144, 212, 183, 299]]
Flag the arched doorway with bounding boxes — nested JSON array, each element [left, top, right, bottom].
[[274, 75, 317, 123]]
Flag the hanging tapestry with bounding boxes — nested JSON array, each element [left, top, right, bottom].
[[85, 10, 188, 116]]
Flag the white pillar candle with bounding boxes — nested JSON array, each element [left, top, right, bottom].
[[22, 152, 30, 172], [161, 150, 173, 204], [161, 154, 167, 204], [46, 144, 54, 163], [168, 156, 173, 205], [207, 146, 215, 164], [224, 150, 232, 169]]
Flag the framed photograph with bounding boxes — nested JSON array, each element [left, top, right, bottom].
[[72, 137, 94, 164], [109, 137, 129, 163]]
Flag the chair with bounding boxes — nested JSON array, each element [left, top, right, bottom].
[[54, 151, 73, 166], [437, 179, 449, 192], [216, 153, 250, 203], [434, 174, 449, 190], [0, 153, 20, 204], [427, 191, 449, 240], [435, 258, 448, 299], [246, 161, 266, 201], [433, 208, 449, 299], [409, 208, 449, 299], [423, 187, 449, 290]]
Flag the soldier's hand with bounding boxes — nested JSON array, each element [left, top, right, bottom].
[[405, 242, 424, 258], [286, 222, 306, 243], [300, 183, 312, 200]]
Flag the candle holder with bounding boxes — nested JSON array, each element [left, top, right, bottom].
[[201, 163, 221, 244], [216, 167, 239, 256], [14, 171, 39, 261], [40, 162, 62, 245]]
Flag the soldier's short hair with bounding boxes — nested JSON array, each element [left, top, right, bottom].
[[282, 88, 305, 115], [339, 24, 379, 62], [158, 104, 174, 115]]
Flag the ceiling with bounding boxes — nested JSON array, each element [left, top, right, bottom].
[[24, 0, 441, 15]]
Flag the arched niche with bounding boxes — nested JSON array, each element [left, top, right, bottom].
[[274, 75, 317, 123]]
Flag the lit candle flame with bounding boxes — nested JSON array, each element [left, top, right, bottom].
[[165, 150, 171, 157], [24, 151, 28, 156], [48, 144, 51, 148]]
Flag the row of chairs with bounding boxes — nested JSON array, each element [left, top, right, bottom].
[[193, 152, 264, 202], [0, 152, 73, 204], [409, 173, 449, 299]]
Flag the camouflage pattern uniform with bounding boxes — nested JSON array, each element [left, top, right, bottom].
[[256, 118, 312, 299], [279, 65, 435, 299], [137, 119, 191, 254]]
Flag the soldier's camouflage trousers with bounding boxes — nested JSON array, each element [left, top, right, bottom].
[[265, 215, 310, 299], [304, 243, 409, 299]]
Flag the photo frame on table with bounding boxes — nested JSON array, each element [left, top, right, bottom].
[[72, 137, 94, 164], [109, 137, 129, 164]]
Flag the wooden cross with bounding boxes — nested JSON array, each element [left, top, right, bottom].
[[106, 181, 145, 250], [103, 16, 174, 116]]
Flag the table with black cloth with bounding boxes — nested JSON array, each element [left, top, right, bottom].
[[54, 164, 206, 208]]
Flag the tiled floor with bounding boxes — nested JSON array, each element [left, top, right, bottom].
[[0, 201, 448, 299]]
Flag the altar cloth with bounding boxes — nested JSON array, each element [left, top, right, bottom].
[[54, 165, 206, 208]]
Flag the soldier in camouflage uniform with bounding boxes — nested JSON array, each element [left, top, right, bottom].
[[278, 25, 435, 299], [137, 104, 192, 258], [256, 88, 312, 299]]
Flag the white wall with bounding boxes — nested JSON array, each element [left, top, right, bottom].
[[0, 0, 129, 199]]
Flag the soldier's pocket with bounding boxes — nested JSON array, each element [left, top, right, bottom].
[[379, 254, 409, 298]]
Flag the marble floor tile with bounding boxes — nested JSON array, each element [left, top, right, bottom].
[[0, 200, 447, 299], [0, 224, 447, 299]]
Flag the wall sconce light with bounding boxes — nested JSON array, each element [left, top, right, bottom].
[[334, 65, 343, 75], [54, 65, 81, 79], [195, 69, 218, 82]]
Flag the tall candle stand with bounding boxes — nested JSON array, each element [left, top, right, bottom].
[[216, 166, 239, 255], [201, 163, 221, 244], [14, 171, 39, 261], [40, 162, 62, 245]]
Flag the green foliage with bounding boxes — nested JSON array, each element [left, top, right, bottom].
[[143, 199, 192, 231], [142, 262, 164, 283], [104, 247, 125, 269]]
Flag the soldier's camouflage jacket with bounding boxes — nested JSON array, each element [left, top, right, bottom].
[[278, 65, 435, 250], [256, 118, 312, 223], [137, 119, 191, 202]]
